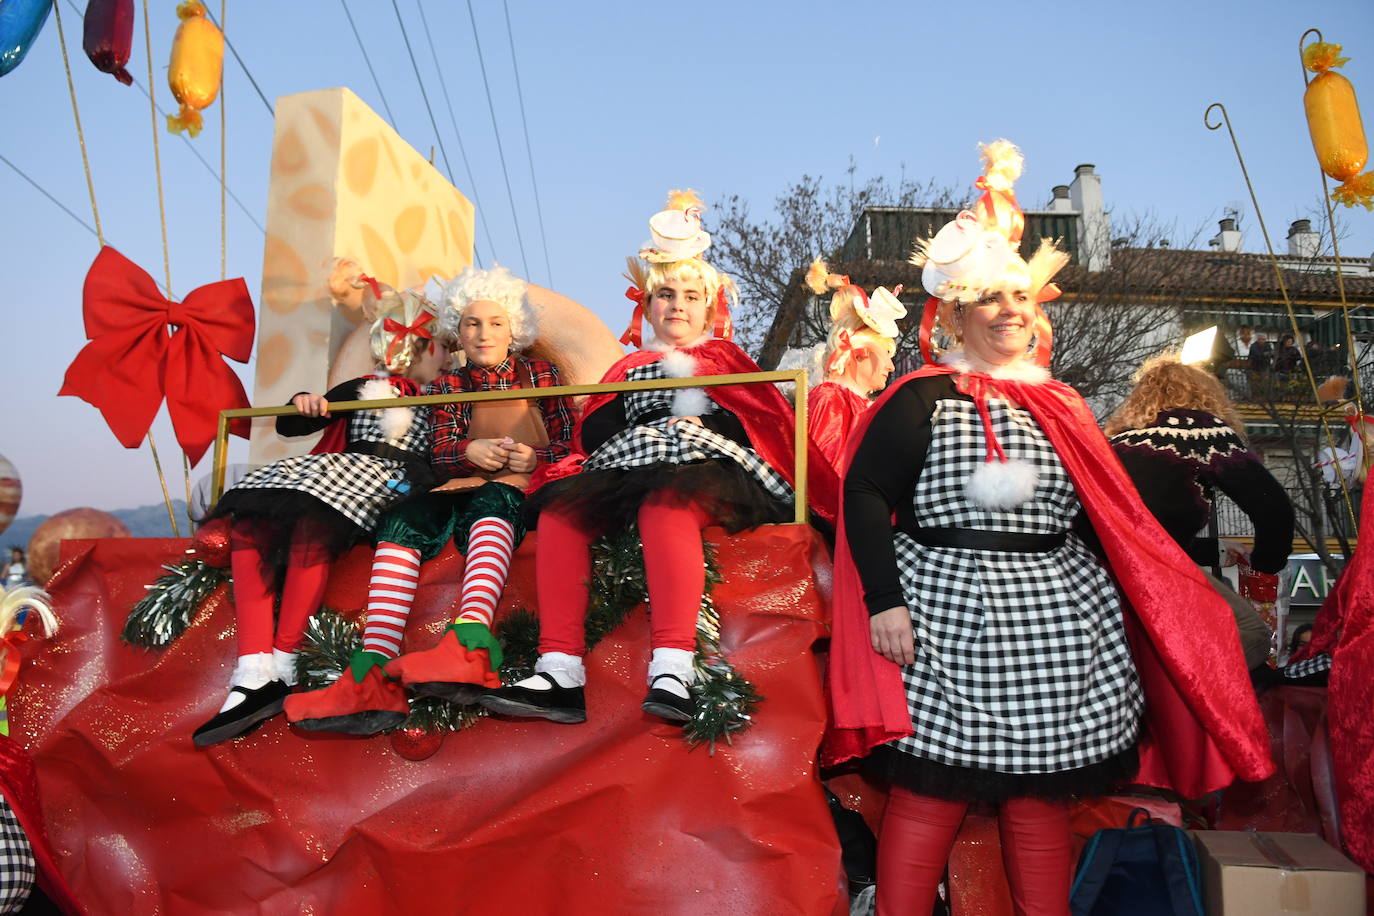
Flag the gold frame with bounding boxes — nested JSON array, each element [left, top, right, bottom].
[[211, 370, 811, 524]]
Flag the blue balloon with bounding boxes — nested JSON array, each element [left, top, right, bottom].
[[0, 0, 53, 77]]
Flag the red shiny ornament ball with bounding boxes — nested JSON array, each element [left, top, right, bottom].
[[389, 726, 443, 761], [191, 517, 232, 568]]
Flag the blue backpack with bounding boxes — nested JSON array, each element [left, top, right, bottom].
[[1070, 808, 1204, 916]]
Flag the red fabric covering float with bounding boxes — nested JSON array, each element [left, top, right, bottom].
[[12, 529, 844, 914]]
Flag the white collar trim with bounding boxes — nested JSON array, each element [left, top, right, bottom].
[[939, 349, 1050, 383]]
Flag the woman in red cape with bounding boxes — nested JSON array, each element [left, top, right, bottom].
[[479, 190, 838, 726], [824, 141, 1272, 916]]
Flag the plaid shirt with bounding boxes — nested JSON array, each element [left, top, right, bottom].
[[427, 356, 574, 478]]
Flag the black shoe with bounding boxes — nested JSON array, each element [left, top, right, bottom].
[[478, 673, 586, 724], [193, 680, 291, 746], [641, 674, 695, 723]]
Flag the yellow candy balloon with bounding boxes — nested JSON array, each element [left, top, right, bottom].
[[165, 1, 223, 137], [1304, 41, 1374, 210]]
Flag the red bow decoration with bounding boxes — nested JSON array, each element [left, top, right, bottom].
[[383, 311, 434, 367], [0, 631, 29, 697], [825, 328, 856, 377], [59, 246, 256, 466]]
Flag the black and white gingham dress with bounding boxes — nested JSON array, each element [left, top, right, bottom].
[[583, 361, 794, 503], [226, 384, 431, 532], [0, 797, 33, 912], [889, 398, 1143, 775]]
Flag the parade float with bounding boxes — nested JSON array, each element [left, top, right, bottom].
[[2, 4, 1372, 914]]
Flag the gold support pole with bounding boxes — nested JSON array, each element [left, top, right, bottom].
[[1204, 101, 1357, 533], [209, 372, 814, 526]]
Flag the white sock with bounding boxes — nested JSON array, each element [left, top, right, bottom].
[[273, 648, 298, 687], [525, 652, 586, 689], [648, 648, 695, 699], [221, 653, 276, 712]]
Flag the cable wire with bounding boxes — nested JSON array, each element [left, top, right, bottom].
[[392, 0, 487, 267], [414, 0, 495, 268], [0, 153, 101, 240], [464, 0, 527, 275], [502, 0, 552, 286], [200, 3, 273, 117], [339, 0, 397, 128]]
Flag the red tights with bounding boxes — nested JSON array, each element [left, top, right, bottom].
[[230, 518, 332, 657], [536, 492, 713, 656], [876, 787, 1071, 916]]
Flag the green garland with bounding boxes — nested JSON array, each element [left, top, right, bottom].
[[122, 558, 230, 648], [168, 526, 762, 749]]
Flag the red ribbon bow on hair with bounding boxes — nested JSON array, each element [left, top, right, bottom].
[[383, 311, 434, 366], [59, 246, 256, 466], [825, 328, 856, 377]]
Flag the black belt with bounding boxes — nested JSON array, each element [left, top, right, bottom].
[[904, 526, 1068, 552]]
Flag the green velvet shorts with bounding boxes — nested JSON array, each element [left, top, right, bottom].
[[373, 481, 526, 560]]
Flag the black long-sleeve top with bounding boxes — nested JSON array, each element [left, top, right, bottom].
[[1109, 408, 1294, 574], [276, 379, 367, 437]]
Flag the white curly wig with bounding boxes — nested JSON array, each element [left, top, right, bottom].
[[436, 265, 539, 353]]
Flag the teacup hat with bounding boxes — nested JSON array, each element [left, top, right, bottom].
[[639, 189, 712, 263]]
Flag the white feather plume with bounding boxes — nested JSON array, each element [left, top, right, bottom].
[[965, 458, 1039, 510], [0, 584, 58, 639], [360, 378, 414, 441]]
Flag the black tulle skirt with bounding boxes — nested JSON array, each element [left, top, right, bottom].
[[863, 740, 1141, 804], [204, 489, 369, 586], [521, 458, 792, 533]]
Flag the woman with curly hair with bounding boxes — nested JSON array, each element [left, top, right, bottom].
[[1106, 354, 1294, 671]]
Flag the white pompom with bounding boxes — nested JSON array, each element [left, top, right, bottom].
[[671, 387, 711, 418], [361, 378, 414, 441], [660, 349, 698, 379], [965, 458, 1038, 509]]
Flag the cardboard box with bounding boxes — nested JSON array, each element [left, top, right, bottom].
[[1193, 831, 1365, 915]]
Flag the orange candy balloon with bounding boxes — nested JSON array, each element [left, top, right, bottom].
[[165, 1, 223, 137], [1304, 42, 1374, 210]]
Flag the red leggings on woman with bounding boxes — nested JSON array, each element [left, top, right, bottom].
[[229, 517, 333, 657], [535, 491, 712, 656], [877, 787, 1072, 916]]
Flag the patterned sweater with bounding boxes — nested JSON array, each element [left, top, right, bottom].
[[1109, 408, 1294, 574]]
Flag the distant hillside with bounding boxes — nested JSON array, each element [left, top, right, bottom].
[[3, 501, 190, 549]]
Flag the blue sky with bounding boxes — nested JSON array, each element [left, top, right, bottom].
[[2, 0, 1372, 518]]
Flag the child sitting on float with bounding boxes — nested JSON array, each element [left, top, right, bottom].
[[803, 260, 901, 474], [284, 266, 574, 734], [194, 284, 445, 746], [479, 190, 837, 725]]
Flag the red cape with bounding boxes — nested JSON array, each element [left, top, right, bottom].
[[807, 382, 870, 476], [0, 737, 83, 914], [565, 339, 840, 522], [824, 366, 1274, 798], [1290, 480, 1374, 870]]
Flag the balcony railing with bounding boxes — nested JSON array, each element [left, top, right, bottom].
[[211, 370, 813, 525]]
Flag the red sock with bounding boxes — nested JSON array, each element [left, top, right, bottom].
[[230, 519, 276, 657], [876, 788, 967, 916], [535, 507, 594, 657], [637, 491, 712, 652], [455, 517, 515, 627], [998, 796, 1072, 916], [272, 521, 332, 653], [363, 542, 422, 657]]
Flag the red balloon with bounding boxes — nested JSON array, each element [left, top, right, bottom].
[[26, 508, 130, 585], [82, 0, 134, 85]]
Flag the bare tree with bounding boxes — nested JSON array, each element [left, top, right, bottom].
[[710, 169, 958, 354]]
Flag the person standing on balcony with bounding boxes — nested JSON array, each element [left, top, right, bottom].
[[1106, 355, 1295, 673]]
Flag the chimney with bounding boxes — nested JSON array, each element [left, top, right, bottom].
[[1209, 217, 1243, 253], [1287, 219, 1320, 259], [1048, 185, 1074, 213], [1069, 164, 1111, 271]]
